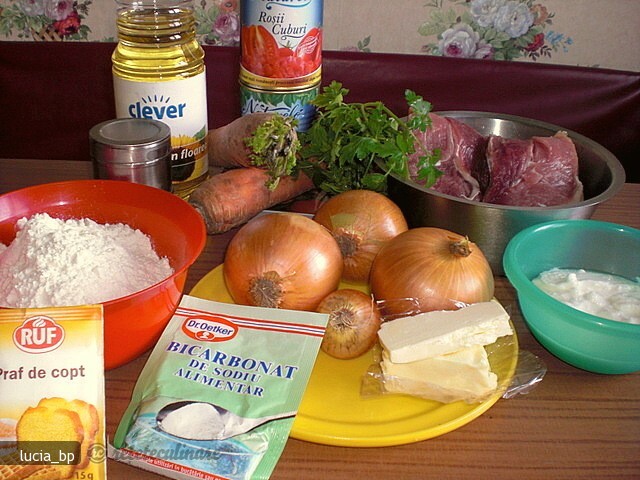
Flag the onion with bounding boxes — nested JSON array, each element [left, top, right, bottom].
[[224, 212, 343, 311], [316, 289, 382, 359], [369, 227, 494, 316], [313, 190, 408, 282]]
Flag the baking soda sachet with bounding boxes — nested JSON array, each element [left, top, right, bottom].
[[111, 295, 329, 480], [0, 305, 107, 480]]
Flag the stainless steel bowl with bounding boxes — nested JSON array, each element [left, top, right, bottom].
[[384, 111, 626, 275]]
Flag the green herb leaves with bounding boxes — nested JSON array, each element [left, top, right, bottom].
[[245, 115, 301, 190], [299, 81, 442, 195]]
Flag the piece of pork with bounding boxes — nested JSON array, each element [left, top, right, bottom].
[[482, 131, 583, 207], [409, 113, 487, 201]]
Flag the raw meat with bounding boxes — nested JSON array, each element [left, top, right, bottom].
[[483, 132, 583, 206], [409, 114, 583, 207], [409, 113, 487, 201]]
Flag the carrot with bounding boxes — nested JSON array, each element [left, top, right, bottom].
[[189, 167, 315, 234], [208, 113, 273, 168], [208, 113, 300, 190]]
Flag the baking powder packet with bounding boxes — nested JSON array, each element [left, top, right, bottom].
[[111, 295, 329, 480], [0, 305, 107, 480]]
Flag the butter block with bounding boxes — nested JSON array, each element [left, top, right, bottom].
[[378, 301, 512, 363], [381, 345, 498, 403]]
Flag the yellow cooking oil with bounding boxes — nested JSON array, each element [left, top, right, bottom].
[[112, 0, 208, 199]]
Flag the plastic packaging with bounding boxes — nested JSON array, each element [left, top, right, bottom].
[[112, 0, 208, 199], [361, 300, 547, 405], [110, 295, 329, 479]]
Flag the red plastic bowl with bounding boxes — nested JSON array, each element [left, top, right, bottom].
[[0, 180, 206, 369]]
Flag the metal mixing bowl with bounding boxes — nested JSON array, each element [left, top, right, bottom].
[[384, 111, 626, 275]]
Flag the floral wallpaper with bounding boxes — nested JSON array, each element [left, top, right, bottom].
[[194, 0, 239, 46], [0, 0, 93, 41], [0, 0, 241, 44], [0, 0, 638, 72], [418, 0, 572, 62]]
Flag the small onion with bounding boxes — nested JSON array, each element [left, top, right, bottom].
[[370, 227, 494, 316], [224, 213, 343, 311], [313, 190, 408, 282], [316, 289, 382, 359]]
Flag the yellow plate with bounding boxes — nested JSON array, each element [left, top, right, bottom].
[[190, 265, 519, 447]]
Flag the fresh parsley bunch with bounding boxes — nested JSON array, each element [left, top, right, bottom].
[[299, 81, 441, 194]]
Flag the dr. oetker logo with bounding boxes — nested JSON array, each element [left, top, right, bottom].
[[13, 315, 65, 353], [181, 316, 238, 343]]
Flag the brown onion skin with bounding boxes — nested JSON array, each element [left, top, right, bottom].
[[313, 190, 408, 283], [369, 227, 494, 317], [224, 213, 343, 311], [316, 289, 382, 359]]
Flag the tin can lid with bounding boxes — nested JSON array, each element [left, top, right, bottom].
[[90, 118, 171, 165]]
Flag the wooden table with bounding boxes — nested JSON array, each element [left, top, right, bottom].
[[1, 159, 639, 480]]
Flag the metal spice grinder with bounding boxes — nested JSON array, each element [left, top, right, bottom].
[[90, 118, 172, 191]]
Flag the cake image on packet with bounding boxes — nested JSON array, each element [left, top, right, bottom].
[[0, 306, 106, 480]]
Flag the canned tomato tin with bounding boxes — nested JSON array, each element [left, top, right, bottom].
[[240, 0, 323, 89], [240, 82, 319, 132]]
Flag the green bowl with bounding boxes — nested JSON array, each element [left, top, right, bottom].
[[503, 219, 640, 374]]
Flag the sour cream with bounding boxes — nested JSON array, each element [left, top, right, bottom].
[[533, 268, 640, 325]]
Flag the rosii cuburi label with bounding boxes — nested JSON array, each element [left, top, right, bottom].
[[240, 0, 323, 87]]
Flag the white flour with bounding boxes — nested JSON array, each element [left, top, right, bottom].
[[0, 213, 173, 308]]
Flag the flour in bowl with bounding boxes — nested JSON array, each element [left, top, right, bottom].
[[0, 213, 173, 307]]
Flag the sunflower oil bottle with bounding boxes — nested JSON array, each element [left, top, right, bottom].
[[112, 0, 208, 199]]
